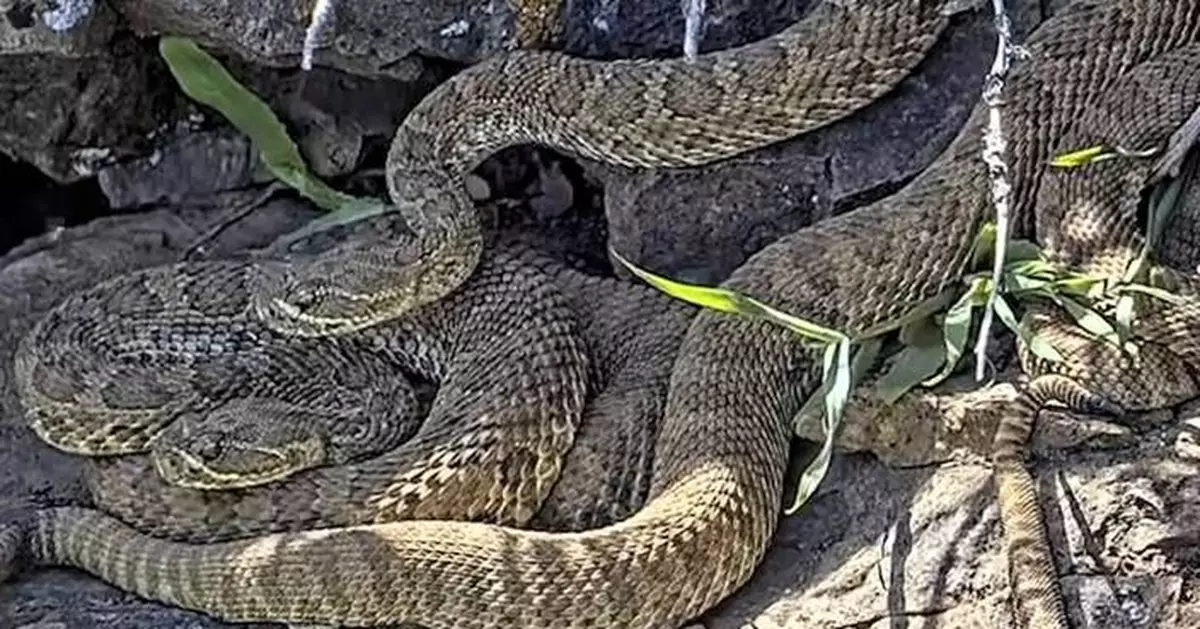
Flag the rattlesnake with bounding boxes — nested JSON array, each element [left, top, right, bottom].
[[148, 359, 435, 491], [253, 0, 967, 338], [71, 236, 694, 542], [5, 2, 1200, 629], [989, 43, 1200, 627]]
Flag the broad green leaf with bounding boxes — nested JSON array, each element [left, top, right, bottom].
[[1050, 294, 1119, 348], [1017, 315, 1067, 363], [1004, 259, 1059, 280], [158, 36, 358, 212], [875, 341, 946, 404], [612, 251, 746, 316], [875, 318, 945, 404], [1003, 271, 1054, 294], [989, 293, 1021, 333], [1050, 145, 1113, 168], [1046, 275, 1104, 296], [786, 337, 853, 514], [993, 295, 1064, 362], [1114, 282, 1186, 305], [923, 286, 979, 387]]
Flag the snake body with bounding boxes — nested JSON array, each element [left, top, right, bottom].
[[71, 239, 693, 542], [5, 1, 1200, 628], [14, 264, 435, 489], [254, 0, 965, 337], [15, 246, 593, 539], [148, 364, 434, 491], [989, 43, 1200, 627]]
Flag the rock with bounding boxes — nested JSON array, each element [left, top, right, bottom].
[[110, 0, 524, 76], [798, 371, 1021, 469], [0, 0, 182, 182], [93, 54, 447, 210], [0, 152, 111, 254], [559, 0, 811, 60], [97, 129, 257, 209], [702, 417, 1200, 628]]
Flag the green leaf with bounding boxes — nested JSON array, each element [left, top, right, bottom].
[[786, 337, 853, 514], [971, 221, 997, 268], [746, 299, 848, 345], [613, 250, 846, 345], [1050, 294, 1119, 348], [923, 286, 979, 387], [1045, 275, 1105, 296], [875, 318, 946, 404], [1145, 173, 1184, 254], [158, 36, 359, 212], [1114, 293, 1136, 344], [794, 340, 881, 429], [993, 295, 1064, 362], [1017, 316, 1067, 363], [1113, 283, 1186, 305], [612, 250, 747, 316], [1050, 145, 1114, 168], [1004, 259, 1060, 280], [1003, 271, 1054, 294]]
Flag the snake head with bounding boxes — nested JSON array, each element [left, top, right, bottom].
[[150, 404, 327, 491], [250, 246, 433, 338], [148, 375, 429, 491], [251, 219, 482, 338]]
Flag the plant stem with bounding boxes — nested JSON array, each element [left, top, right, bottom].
[[974, 0, 1022, 380]]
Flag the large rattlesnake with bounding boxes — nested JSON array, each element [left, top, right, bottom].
[[4, 1, 1200, 629], [988, 42, 1200, 628], [70, 236, 694, 542]]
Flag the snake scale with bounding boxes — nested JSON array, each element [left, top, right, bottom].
[[64, 236, 693, 543], [4, 1, 1200, 628], [989, 41, 1200, 628]]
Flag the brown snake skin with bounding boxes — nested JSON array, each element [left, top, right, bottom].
[[16, 246, 594, 538], [5, 1, 1200, 628], [253, 0, 965, 338], [990, 42, 1200, 628], [71, 238, 693, 542]]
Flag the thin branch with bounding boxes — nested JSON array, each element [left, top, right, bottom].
[[303, 0, 338, 71], [182, 183, 287, 260], [973, 0, 1025, 381], [682, 0, 706, 61]]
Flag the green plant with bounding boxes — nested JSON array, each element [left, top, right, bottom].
[[157, 36, 387, 246], [615, 143, 1189, 512]]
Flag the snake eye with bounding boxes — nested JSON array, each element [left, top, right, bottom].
[[191, 433, 224, 461], [331, 414, 374, 447], [289, 289, 318, 313]]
